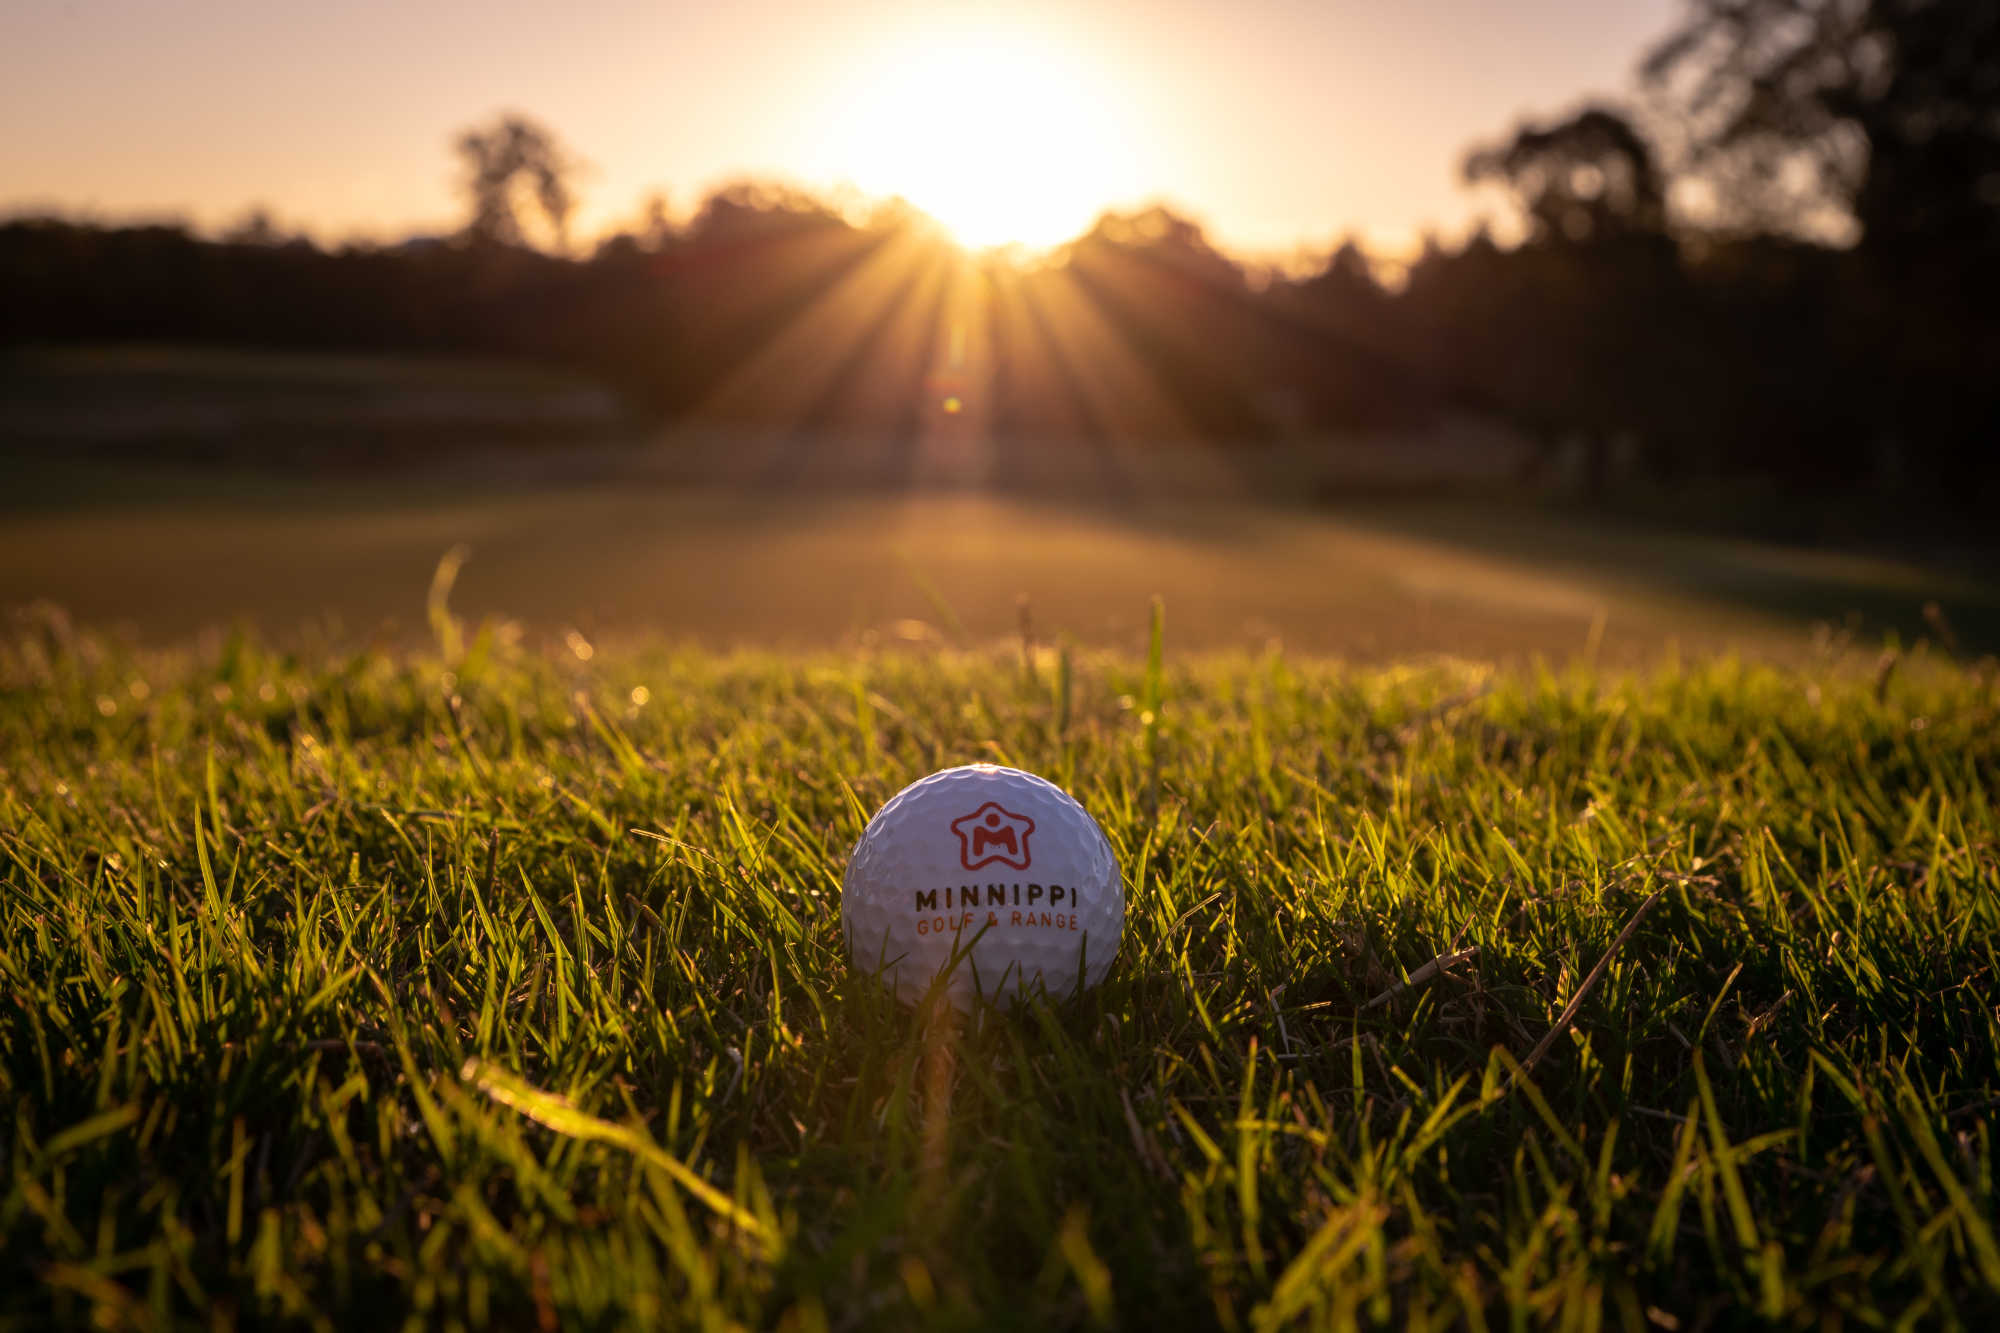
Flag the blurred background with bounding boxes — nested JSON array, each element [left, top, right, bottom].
[[4, 0, 1996, 660]]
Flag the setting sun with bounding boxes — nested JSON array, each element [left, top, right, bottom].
[[806, 22, 1142, 250]]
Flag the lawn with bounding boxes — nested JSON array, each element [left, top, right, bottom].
[[6, 478, 1999, 663], [3, 604, 1997, 1329]]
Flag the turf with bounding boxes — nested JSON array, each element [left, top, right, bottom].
[[3, 606, 1998, 1329]]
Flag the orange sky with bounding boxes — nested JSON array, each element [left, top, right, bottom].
[[0, 0, 1678, 259]]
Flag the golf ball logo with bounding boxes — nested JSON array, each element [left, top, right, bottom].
[[841, 764, 1123, 1006], [951, 801, 1036, 870]]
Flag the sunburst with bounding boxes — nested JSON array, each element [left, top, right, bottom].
[[806, 21, 1137, 250]]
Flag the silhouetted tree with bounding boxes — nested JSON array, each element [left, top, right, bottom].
[[1645, 0, 2000, 257], [1058, 207, 1286, 438], [8, 73, 1998, 499], [1275, 239, 1433, 433], [456, 114, 579, 251], [222, 206, 288, 247], [1464, 105, 1667, 243], [684, 182, 844, 245], [635, 192, 674, 251], [1646, 0, 2000, 489], [1452, 109, 1694, 491], [1298, 239, 1382, 308]]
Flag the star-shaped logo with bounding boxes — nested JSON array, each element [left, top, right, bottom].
[[950, 801, 1036, 871]]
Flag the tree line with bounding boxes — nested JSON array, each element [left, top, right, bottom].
[[2, 0, 1994, 496]]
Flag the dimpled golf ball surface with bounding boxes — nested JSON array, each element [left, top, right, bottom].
[[843, 765, 1121, 1007]]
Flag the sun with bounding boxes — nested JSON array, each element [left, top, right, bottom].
[[808, 23, 1136, 250]]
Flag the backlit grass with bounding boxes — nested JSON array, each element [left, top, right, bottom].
[[3, 608, 1998, 1328]]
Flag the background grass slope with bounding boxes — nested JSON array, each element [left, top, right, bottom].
[[3, 613, 1997, 1328]]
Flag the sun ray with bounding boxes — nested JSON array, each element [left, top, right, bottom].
[[1021, 264, 1193, 446], [648, 221, 883, 412], [1064, 248, 1251, 439], [690, 226, 934, 437], [985, 262, 1096, 441], [787, 244, 951, 481], [904, 252, 1001, 488]]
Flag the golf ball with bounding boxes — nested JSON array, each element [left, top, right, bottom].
[[842, 764, 1122, 1007]]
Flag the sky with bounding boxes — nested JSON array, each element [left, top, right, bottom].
[[0, 0, 1679, 260]]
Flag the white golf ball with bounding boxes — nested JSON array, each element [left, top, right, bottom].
[[842, 764, 1122, 1007]]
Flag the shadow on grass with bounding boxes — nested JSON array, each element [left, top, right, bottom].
[[1321, 494, 2000, 658]]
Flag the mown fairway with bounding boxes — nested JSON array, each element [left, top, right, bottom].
[[4, 612, 1998, 1328], [6, 475, 1999, 663], [7, 345, 1995, 661]]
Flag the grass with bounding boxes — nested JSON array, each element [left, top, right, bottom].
[[7, 346, 1998, 659], [7, 482, 1999, 661], [3, 602, 1999, 1329]]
